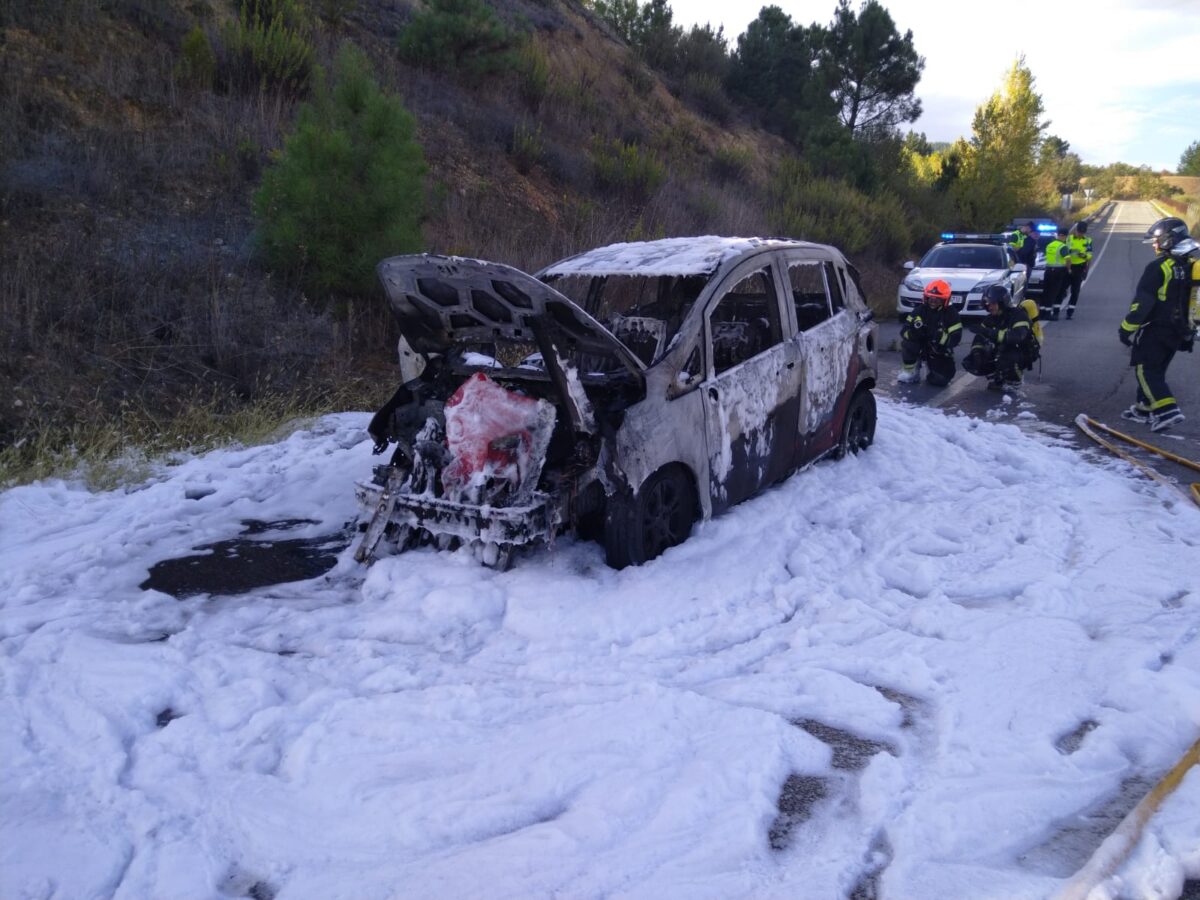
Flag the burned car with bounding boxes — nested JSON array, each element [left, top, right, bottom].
[[354, 237, 878, 569]]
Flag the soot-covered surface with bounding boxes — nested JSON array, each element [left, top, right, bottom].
[[140, 519, 348, 599]]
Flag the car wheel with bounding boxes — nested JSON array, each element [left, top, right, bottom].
[[836, 388, 876, 459], [603, 465, 698, 569]]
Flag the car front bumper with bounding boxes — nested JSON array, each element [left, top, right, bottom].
[[355, 480, 559, 547]]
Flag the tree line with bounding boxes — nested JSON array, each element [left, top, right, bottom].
[[253, 0, 1192, 300]]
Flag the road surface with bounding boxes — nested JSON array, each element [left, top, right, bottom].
[[877, 200, 1199, 485]]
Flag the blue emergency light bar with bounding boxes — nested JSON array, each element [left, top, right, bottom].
[[939, 232, 1010, 242], [1035, 223, 1057, 233]]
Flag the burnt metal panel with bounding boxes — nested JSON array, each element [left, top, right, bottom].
[[377, 254, 645, 384]]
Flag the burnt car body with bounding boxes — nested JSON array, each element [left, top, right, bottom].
[[354, 237, 878, 569]]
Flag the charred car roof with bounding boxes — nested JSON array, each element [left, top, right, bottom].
[[538, 236, 818, 278]]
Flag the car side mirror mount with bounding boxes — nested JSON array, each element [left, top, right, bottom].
[[1013, 263, 1027, 273]]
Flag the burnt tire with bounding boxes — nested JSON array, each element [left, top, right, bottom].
[[603, 465, 698, 569], [836, 388, 876, 459]]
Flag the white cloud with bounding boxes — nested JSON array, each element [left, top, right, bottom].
[[667, 0, 1200, 169]]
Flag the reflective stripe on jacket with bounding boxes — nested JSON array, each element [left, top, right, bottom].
[[1121, 254, 1192, 341]]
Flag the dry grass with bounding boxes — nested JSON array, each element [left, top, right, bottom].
[[0, 378, 379, 489]]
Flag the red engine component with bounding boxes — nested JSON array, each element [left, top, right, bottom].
[[441, 373, 554, 500]]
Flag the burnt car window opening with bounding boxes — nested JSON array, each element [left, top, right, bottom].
[[788, 262, 832, 332], [921, 245, 1007, 269], [544, 273, 706, 366], [845, 263, 867, 303], [710, 268, 781, 375], [824, 262, 845, 311]]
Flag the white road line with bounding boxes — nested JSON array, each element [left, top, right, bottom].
[[931, 370, 976, 408], [1088, 201, 1123, 276]]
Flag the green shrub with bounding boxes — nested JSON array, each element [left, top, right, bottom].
[[516, 40, 550, 109], [769, 158, 912, 261], [177, 26, 217, 89], [590, 138, 665, 201], [397, 0, 522, 83], [712, 144, 752, 182], [317, 0, 356, 25], [510, 120, 543, 174], [254, 43, 427, 297], [220, 0, 314, 93], [680, 72, 734, 125], [622, 60, 654, 95]]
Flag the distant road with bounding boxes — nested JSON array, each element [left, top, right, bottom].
[[877, 201, 1200, 482]]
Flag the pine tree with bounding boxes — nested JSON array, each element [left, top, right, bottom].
[[254, 44, 427, 298], [821, 0, 923, 137]]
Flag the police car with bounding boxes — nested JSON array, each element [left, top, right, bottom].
[[897, 232, 1029, 317]]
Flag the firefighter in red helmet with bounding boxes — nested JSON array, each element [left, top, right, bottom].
[[897, 279, 964, 386]]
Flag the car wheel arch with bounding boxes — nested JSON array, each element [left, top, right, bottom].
[[602, 461, 701, 569]]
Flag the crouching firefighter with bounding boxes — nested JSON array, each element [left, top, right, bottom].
[[962, 283, 1038, 390], [1117, 216, 1199, 433], [898, 279, 963, 386]]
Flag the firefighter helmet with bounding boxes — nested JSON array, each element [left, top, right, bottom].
[[982, 283, 1014, 310], [923, 279, 952, 307], [1143, 217, 1189, 253]]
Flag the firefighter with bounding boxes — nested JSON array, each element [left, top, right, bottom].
[[1042, 226, 1069, 320], [897, 278, 963, 385], [1117, 217, 1199, 432], [1063, 220, 1094, 319], [962, 283, 1036, 390]]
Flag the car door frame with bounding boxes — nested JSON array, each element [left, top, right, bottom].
[[778, 248, 860, 463], [695, 253, 799, 514]]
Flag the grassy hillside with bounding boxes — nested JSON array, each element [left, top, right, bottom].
[[0, 0, 899, 484]]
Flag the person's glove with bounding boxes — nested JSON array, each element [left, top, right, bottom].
[[369, 431, 389, 454], [1118, 326, 1133, 347]]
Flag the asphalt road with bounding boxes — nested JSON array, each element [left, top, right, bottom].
[[876, 200, 1200, 486]]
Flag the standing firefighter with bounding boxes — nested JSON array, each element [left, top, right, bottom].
[[1064, 221, 1094, 319], [897, 279, 963, 385], [963, 283, 1037, 391], [1118, 217, 1199, 432]]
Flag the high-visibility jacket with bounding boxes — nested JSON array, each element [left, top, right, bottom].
[[978, 304, 1033, 347], [1066, 233, 1093, 266], [1008, 231, 1026, 250], [901, 300, 963, 350], [1044, 239, 1067, 267], [1120, 253, 1193, 347]]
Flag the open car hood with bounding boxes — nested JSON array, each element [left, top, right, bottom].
[[377, 255, 646, 380]]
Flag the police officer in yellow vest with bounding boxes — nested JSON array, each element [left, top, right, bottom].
[[1117, 217, 1199, 432], [1042, 226, 1070, 320], [1063, 221, 1094, 319]]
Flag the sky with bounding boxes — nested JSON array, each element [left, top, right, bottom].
[[3, 403, 1199, 898], [668, 0, 1200, 172]]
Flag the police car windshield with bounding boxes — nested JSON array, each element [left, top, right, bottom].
[[920, 245, 1007, 269]]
